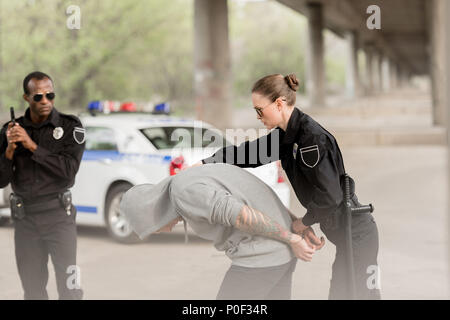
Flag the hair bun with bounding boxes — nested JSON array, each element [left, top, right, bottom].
[[285, 74, 299, 92]]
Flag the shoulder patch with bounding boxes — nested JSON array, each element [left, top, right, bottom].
[[299, 145, 320, 168], [73, 127, 86, 144]]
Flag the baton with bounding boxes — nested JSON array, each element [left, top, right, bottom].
[[343, 173, 374, 300]]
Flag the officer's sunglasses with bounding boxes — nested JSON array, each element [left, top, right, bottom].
[[31, 92, 55, 102], [254, 98, 286, 118]]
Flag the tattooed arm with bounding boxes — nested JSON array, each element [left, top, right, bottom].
[[234, 205, 316, 261]]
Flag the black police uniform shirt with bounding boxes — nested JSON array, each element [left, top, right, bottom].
[[0, 108, 86, 202], [202, 107, 346, 226]]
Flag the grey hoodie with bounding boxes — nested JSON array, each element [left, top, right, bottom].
[[120, 163, 294, 268]]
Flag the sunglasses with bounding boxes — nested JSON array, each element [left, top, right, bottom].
[[31, 92, 55, 102], [254, 98, 286, 118], [254, 102, 272, 118]]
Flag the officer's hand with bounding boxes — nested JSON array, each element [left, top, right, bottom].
[[303, 227, 325, 250], [292, 218, 308, 235], [289, 233, 315, 262], [8, 124, 37, 152], [182, 161, 203, 171]]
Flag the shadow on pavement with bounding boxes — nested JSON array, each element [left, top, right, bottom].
[[76, 225, 211, 245], [2, 221, 211, 245]]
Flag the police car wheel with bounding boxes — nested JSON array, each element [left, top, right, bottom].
[[105, 183, 141, 244]]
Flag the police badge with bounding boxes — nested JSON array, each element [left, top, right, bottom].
[[293, 143, 298, 160], [53, 127, 64, 140], [299, 145, 320, 168], [73, 127, 86, 144]]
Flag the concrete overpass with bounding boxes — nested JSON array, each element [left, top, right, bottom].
[[193, 1, 450, 294], [193, 0, 447, 128]]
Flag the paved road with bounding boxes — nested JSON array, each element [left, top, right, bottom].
[[1, 145, 447, 299]]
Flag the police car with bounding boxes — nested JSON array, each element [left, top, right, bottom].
[[0, 102, 290, 243]]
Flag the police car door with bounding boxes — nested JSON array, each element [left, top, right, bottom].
[[71, 126, 121, 226]]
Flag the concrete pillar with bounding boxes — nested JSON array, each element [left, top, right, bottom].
[[389, 60, 398, 89], [429, 0, 446, 126], [374, 50, 383, 93], [345, 31, 362, 98], [194, 0, 232, 130], [364, 46, 375, 95], [397, 66, 404, 88], [445, 0, 450, 300], [306, 2, 325, 107], [398, 66, 411, 88], [398, 67, 406, 88], [381, 57, 391, 92], [367, 47, 381, 94], [397, 65, 406, 88]]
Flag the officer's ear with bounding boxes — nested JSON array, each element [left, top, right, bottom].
[[23, 94, 30, 104], [276, 97, 285, 110]]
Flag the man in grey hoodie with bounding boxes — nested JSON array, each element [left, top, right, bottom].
[[120, 163, 324, 300]]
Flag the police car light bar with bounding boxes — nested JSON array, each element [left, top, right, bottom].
[[153, 102, 170, 114], [87, 100, 102, 114], [87, 100, 121, 115], [87, 101, 170, 115]]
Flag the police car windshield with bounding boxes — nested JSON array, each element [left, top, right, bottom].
[[140, 126, 228, 150]]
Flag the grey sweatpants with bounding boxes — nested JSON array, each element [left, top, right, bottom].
[[216, 259, 297, 300]]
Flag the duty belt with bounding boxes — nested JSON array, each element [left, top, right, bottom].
[[25, 198, 62, 214], [23, 193, 64, 214]]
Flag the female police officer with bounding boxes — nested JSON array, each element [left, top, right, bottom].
[[192, 73, 380, 300]]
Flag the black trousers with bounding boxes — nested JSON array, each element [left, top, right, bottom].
[[13, 206, 83, 300], [216, 259, 297, 300], [320, 212, 381, 300]]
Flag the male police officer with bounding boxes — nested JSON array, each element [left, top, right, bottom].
[[0, 71, 85, 300]]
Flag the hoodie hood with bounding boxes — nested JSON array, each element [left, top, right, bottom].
[[119, 176, 179, 239]]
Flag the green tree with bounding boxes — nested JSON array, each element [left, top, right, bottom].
[[0, 0, 193, 114], [0, 0, 347, 119], [229, 1, 308, 102]]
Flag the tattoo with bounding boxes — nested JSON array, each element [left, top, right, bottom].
[[235, 205, 293, 244]]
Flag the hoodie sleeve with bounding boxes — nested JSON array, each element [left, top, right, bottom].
[[171, 182, 245, 227]]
